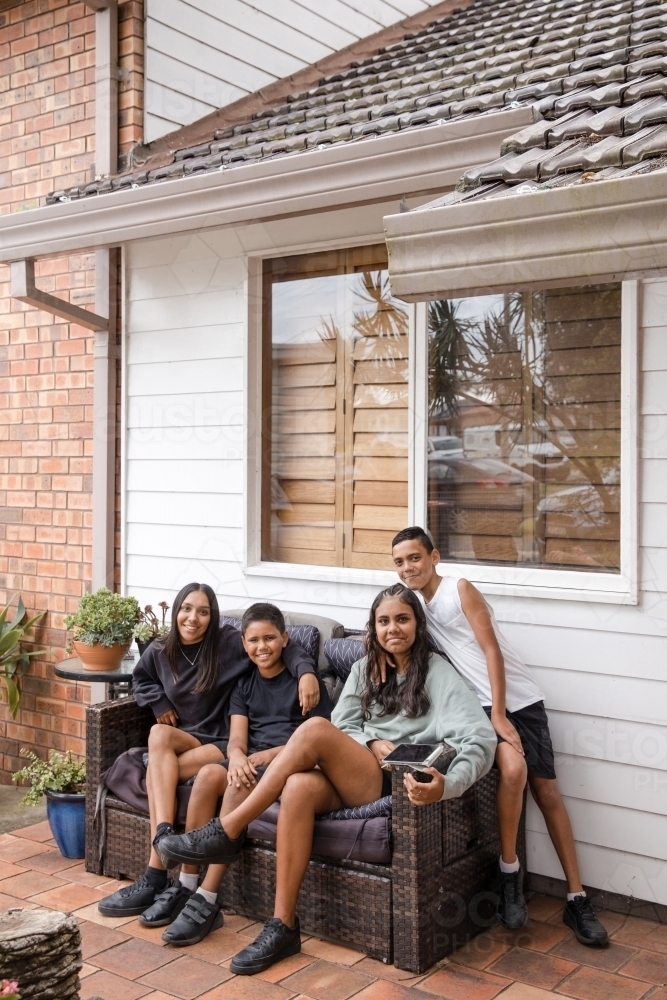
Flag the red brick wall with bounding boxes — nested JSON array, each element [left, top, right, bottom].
[[0, 0, 143, 782]]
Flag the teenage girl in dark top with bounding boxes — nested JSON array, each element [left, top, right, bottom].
[[99, 582, 320, 920]]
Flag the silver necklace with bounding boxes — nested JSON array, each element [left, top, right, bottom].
[[180, 643, 202, 667]]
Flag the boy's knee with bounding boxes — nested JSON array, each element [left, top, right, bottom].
[[531, 778, 560, 808], [195, 762, 225, 790], [497, 748, 527, 788]]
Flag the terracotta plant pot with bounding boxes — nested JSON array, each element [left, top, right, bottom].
[[72, 640, 130, 672]]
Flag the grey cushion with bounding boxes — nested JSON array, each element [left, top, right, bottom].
[[323, 637, 365, 682], [248, 800, 391, 865]]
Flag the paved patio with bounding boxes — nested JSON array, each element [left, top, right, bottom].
[[0, 823, 665, 1000]]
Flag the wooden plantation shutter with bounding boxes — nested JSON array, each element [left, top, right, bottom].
[[427, 284, 621, 573], [263, 247, 409, 569]]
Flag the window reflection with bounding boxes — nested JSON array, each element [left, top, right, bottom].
[[427, 286, 621, 572], [264, 247, 409, 569]]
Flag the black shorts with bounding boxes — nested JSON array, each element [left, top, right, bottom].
[[484, 700, 557, 780]]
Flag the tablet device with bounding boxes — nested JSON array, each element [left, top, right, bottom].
[[381, 742, 456, 773]]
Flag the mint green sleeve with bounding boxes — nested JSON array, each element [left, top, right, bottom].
[[433, 660, 497, 801], [330, 659, 371, 747]]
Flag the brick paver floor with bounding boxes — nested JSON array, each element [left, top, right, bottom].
[[1, 823, 666, 1000]]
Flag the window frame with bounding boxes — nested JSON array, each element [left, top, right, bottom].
[[246, 249, 639, 605]]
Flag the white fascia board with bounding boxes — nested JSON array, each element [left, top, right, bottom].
[[384, 170, 667, 300], [0, 108, 532, 262]]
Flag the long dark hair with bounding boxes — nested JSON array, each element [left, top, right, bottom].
[[162, 582, 221, 695], [361, 583, 431, 720]]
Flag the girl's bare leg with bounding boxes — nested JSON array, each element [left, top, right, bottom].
[[221, 718, 383, 840], [146, 725, 222, 870], [274, 770, 340, 927]]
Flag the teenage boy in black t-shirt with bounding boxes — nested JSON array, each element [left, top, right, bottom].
[[152, 603, 331, 946]]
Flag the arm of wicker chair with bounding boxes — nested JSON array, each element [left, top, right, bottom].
[[390, 768, 444, 972], [85, 697, 153, 874]]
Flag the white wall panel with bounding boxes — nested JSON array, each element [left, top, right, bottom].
[[127, 358, 244, 397], [144, 0, 445, 141], [128, 326, 244, 365], [526, 795, 667, 864], [127, 459, 244, 494], [128, 392, 244, 429], [533, 668, 667, 727], [502, 622, 667, 683], [127, 491, 243, 528], [526, 831, 667, 905], [552, 754, 667, 816], [127, 523, 243, 561], [547, 711, 667, 772]]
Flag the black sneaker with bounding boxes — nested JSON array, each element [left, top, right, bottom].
[[162, 892, 223, 946], [158, 818, 245, 866], [497, 866, 527, 930], [563, 896, 609, 946], [98, 874, 162, 917], [139, 882, 193, 928], [230, 916, 301, 975]]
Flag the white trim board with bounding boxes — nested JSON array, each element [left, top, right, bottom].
[[0, 110, 533, 262], [384, 170, 667, 300]]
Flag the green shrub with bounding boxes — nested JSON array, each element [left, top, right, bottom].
[[64, 588, 140, 649], [13, 749, 86, 807], [0, 595, 46, 718]]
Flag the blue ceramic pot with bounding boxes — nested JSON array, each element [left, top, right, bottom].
[[45, 790, 86, 859]]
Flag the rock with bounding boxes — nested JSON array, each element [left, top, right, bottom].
[[0, 908, 82, 999]]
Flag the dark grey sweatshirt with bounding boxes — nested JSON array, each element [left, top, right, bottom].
[[132, 624, 317, 745]]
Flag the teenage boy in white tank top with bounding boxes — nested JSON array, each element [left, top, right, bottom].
[[391, 527, 608, 947]]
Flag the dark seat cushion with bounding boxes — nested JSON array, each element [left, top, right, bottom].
[[323, 637, 365, 682], [247, 798, 392, 864], [222, 616, 320, 665]]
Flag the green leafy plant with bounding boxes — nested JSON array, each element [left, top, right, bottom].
[[133, 601, 170, 643], [63, 588, 140, 650], [13, 749, 86, 807], [0, 595, 46, 719]]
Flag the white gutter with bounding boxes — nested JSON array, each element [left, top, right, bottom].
[[0, 109, 532, 261], [384, 170, 667, 300]]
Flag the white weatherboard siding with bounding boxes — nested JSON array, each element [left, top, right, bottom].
[[124, 216, 667, 905], [144, 0, 447, 141]]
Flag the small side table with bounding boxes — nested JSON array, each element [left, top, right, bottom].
[[55, 653, 136, 700]]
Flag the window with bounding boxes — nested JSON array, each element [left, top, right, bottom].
[[427, 285, 621, 573], [262, 246, 409, 570]]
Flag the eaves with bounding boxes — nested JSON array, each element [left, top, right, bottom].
[[384, 170, 667, 300], [0, 108, 532, 262]]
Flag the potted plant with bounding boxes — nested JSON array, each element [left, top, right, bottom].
[[13, 749, 86, 859], [0, 595, 46, 719], [64, 588, 140, 671], [134, 601, 170, 656]]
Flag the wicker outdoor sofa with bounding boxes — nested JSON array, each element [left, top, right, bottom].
[[84, 611, 524, 973]]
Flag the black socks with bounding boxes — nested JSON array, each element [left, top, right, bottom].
[[144, 865, 168, 890], [153, 822, 174, 848]]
